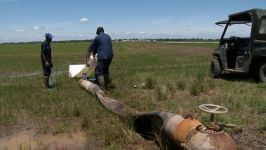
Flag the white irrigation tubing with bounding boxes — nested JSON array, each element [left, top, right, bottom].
[[134, 63, 208, 70], [162, 41, 219, 44], [0, 70, 65, 78]]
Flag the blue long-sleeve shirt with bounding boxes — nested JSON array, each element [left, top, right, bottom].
[[90, 32, 113, 60]]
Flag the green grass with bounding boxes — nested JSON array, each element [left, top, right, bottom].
[[0, 41, 265, 149]]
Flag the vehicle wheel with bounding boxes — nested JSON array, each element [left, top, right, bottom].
[[259, 63, 266, 82], [210, 59, 221, 78]]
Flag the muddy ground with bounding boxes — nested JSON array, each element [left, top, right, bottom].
[[0, 105, 265, 149]]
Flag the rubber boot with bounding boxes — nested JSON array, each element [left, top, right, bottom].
[[104, 73, 115, 89], [104, 73, 110, 84], [97, 75, 106, 92], [44, 76, 52, 89]]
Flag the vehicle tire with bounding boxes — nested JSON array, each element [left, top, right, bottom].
[[210, 59, 221, 78], [258, 63, 266, 82]]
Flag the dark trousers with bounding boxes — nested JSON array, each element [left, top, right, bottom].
[[41, 60, 51, 76], [95, 59, 112, 79]]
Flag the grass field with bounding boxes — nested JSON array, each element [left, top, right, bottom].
[[0, 41, 265, 149]]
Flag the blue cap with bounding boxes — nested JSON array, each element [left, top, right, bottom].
[[45, 33, 54, 39]]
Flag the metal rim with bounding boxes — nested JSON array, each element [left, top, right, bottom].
[[199, 104, 228, 114]]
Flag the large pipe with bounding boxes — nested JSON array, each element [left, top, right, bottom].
[[80, 79, 236, 150]]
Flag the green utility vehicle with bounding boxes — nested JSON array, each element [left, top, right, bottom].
[[210, 9, 266, 82]]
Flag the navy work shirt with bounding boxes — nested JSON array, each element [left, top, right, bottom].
[[90, 32, 113, 60], [41, 41, 52, 63]]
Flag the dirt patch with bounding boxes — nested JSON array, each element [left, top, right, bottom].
[[0, 110, 88, 150], [232, 123, 266, 150], [124, 139, 159, 150], [0, 129, 87, 150]]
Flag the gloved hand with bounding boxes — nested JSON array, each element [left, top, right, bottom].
[[86, 54, 90, 67], [45, 61, 50, 67], [45, 61, 53, 68]]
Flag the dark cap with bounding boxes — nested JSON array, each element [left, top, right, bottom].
[[96, 27, 104, 35], [45, 33, 54, 39]]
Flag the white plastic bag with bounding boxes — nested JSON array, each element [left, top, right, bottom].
[[69, 54, 97, 78]]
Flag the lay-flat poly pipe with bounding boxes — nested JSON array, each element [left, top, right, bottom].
[[79, 79, 236, 150]]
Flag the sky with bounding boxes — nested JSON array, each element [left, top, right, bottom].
[[0, 0, 265, 43]]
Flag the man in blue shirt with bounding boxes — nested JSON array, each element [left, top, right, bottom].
[[88, 27, 113, 90], [41, 33, 54, 88]]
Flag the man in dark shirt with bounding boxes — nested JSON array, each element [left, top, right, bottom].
[[88, 27, 113, 91], [41, 33, 54, 88]]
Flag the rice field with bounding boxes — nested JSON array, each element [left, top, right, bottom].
[[0, 41, 265, 149]]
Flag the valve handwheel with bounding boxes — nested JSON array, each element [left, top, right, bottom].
[[199, 104, 228, 114]]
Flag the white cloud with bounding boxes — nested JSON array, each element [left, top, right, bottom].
[[15, 29, 25, 32], [33, 26, 40, 30], [80, 17, 89, 23], [139, 32, 146, 34], [33, 26, 45, 30]]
